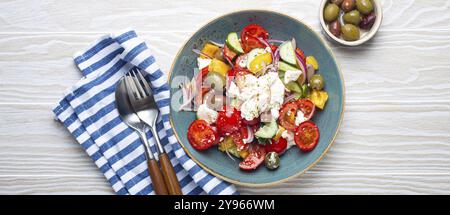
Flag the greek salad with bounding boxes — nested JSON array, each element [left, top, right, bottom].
[[180, 24, 329, 171]]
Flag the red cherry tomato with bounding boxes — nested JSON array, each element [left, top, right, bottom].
[[278, 101, 300, 131], [279, 99, 316, 131], [239, 144, 266, 171], [241, 24, 269, 40], [226, 68, 236, 87], [294, 121, 320, 152], [241, 35, 265, 53], [200, 66, 209, 76], [295, 47, 306, 62], [227, 68, 236, 79], [216, 107, 242, 135], [240, 126, 250, 140], [187, 119, 219, 151], [231, 126, 250, 151], [296, 99, 316, 121], [241, 24, 269, 53], [264, 138, 288, 154]]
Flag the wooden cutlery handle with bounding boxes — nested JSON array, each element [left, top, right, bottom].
[[159, 153, 183, 195], [147, 159, 169, 195]]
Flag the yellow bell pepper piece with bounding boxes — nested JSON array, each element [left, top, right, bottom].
[[248, 53, 272, 74], [310, 90, 328, 109], [239, 150, 249, 159], [306, 56, 319, 70], [218, 137, 234, 152], [273, 126, 286, 142], [218, 137, 249, 159], [208, 58, 230, 78], [201, 43, 220, 59]]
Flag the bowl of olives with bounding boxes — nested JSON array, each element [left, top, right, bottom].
[[319, 0, 382, 46]]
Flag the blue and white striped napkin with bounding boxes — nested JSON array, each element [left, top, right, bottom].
[[52, 29, 237, 195]]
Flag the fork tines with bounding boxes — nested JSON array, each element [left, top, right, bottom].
[[126, 68, 153, 100]]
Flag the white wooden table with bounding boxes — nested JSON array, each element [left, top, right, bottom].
[[0, 0, 449, 195]]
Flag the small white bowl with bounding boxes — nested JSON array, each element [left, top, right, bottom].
[[319, 0, 382, 46]]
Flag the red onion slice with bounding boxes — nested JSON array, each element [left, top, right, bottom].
[[243, 126, 254, 144], [284, 93, 298, 104], [208, 40, 224, 48], [257, 37, 272, 52], [268, 39, 284, 44], [192, 49, 213, 59], [179, 83, 195, 111], [272, 48, 280, 64], [306, 64, 316, 83], [225, 148, 237, 161]]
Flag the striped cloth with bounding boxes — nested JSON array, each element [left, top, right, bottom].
[[52, 30, 237, 195]]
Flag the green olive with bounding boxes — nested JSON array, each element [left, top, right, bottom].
[[323, 3, 340, 23], [310, 74, 325, 90], [264, 152, 280, 170], [341, 24, 360, 41], [343, 10, 361, 25], [356, 0, 373, 15]]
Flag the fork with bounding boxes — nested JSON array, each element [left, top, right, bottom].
[[118, 77, 168, 195], [125, 68, 182, 195]]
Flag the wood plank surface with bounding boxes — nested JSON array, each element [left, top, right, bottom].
[[0, 0, 449, 194]]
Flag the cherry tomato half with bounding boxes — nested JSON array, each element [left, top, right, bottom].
[[187, 119, 219, 151], [296, 99, 316, 121], [294, 121, 320, 152], [241, 24, 269, 40], [216, 107, 242, 135], [264, 137, 288, 154], [240, 24, 269, 53], [278, 101, 300, 131], [231, 126, 250, 151], [241, 35, 265, 53], [239, 144, 266, 171]]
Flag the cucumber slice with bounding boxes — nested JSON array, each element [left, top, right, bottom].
[[285, 81, 303, 94], [246, 48, 266, 69], [255, 120, 278, 139], [279, 41, 297, 66], [278, 71, 302, 93], [278, 61, 299, 73], [225, 32, 244, 54], [278, 70, 285, 80], [256, 136, 269, 145], [301, 84, 311, 98]]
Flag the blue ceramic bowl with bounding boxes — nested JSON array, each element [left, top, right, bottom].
[[169, 10, 345, 187]]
